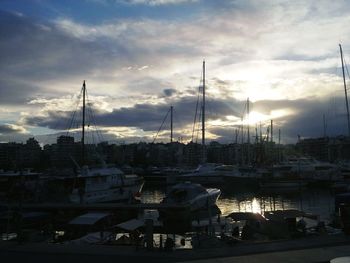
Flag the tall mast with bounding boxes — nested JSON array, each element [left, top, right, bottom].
[[339, 44, 350, 136], [170, 105, 173, 143], [247, 98, 250, 144], [278, 129, 281, 162], [82, 80, 86, 165], [323, 113, 327, 138], [271, 119, 274, 163], [247, 98, 250, 165], [241, 116, 244, 165], [202, 60, 206, 162], [270, 119, 273, 143]]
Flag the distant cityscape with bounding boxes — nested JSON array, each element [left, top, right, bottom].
[[1, 134, 350, 171]]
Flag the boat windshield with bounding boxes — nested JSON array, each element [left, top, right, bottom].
[[168, 183, 206, 201]]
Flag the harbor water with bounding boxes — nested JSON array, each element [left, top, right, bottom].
[[141, 184, 336, 223]]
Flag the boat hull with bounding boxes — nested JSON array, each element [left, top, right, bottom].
[[69, 179, 144, 204]]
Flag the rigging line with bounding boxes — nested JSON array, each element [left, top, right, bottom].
[[195, 105, 202, 144], [86, 97, 103, 143], [192, 91, 200, 142], [344, 57, 350, 84], [192, 72, 203, 142], [152, 107, 171, 144], [66, 87, 83, 136], [85, 88, 105, 144]]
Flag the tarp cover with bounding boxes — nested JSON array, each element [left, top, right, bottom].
[[69, 212, 111, 225], [226, 212, 266, 221]]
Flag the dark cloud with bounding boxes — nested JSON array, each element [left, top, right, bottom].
[[17, 94, 350, 144], [0, 10, 128, 104], [0, 124, 25, 134], [23, 95, 242, 131], [252, 97, 347, 142], [163, 88, 177, 97]]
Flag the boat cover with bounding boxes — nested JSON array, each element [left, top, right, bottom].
[[69, 212, 111, 225]]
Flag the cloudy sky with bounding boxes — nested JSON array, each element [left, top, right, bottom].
[[1, 0, 350, 145]]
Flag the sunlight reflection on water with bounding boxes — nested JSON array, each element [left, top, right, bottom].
[[141, 185, 335, 222]]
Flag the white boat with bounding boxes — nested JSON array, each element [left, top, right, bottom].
[[161, 182, 221, 211], [69, 166, 144, 204], [273, 157, 342, 183], [63, 81, 144, 204], [178, 163, 259, 185]]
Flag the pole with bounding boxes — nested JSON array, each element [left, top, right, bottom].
[[247, 98, 250, 144], [82, 80, 86, 165], [202, 60, 206, 162], [247, 98, 250, 165], [241, 116, 244, 165], [170, 106, 173, 143], [278, 129, 281, 162], [270, 120, 273, 143], [323, 113, 327, 138], [271, 119, 273, 163], [339, 44, 350, 137]]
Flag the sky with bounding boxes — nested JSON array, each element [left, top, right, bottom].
[[1, 0, 350, 145]]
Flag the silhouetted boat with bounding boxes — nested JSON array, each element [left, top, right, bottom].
[[161, 182, 221, 211], [57, 81, 144, 204]]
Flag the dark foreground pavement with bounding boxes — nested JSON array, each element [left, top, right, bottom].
[[0, 234, 350, 263]]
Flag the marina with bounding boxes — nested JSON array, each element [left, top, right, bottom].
[[2, 2, 350, 261]]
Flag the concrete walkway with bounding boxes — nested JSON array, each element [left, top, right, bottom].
[[186, 245, 350, 263], [0, 234, 349, 263]]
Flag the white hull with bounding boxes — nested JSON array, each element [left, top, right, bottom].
[[69, 166, 144, 204], [70, 181, 143, 204], [162, 183, 221, 211], [178, 164, 258, 185], [187, 188, 221, 211]]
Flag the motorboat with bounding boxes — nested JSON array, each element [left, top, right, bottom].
[[177, 163, 260, 186], [161, 182, 221, 211], [69, 166, 144, 204], [56, 81, 144, 204]]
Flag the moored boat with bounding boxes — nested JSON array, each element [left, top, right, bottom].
[[161, 182, 221, 211]]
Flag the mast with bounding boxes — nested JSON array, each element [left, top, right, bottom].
[[271, 119, 274, 163], [82, 80, 86, 165], [323, 113, 327, 138], [241, 116, 244, 165], [278, 129, 281, 162], [170, 105, 173, 143], [247, 98, 250, 144], [270, 120, 273, 143], [202, 60, 206, 162], [247, 98, 250, 165], [339, 44, 350, 136]]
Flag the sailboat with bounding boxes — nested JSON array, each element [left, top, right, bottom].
[[177, 62, 251, 185], [67, 81, 144, 204]]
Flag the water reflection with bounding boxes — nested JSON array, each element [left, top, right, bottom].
[[141, 185, 335, 222]]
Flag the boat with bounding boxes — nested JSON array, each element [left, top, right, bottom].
[[69, 166, 144, 204], [0, 169, 47, 201], [161, 182, 221, 211], [272, 157, 342, 184], [58, 81, 144, 204], [259, 179, 307, 193], [177, 163, 260, 187]]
